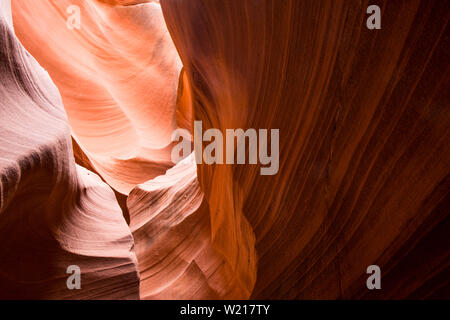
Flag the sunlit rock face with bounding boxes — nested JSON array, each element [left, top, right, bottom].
[[11, 0, 255, 299], [128, 153, 255, 299], [13, 0, 181, 195], [0, 0, 139, 299], [1, 0, 448, 300]]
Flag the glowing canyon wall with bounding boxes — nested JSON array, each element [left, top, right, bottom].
[[1, 0, 449, 299]]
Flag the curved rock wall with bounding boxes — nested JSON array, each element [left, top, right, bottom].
[[0, 0, 139, 299], [160, 0, 449, 298], [1, 0, 448, 299]]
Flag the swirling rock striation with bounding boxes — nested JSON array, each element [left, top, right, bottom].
[[1, 0, 448, 300], [0, 0, 139, 299], [160, 0, 450, 299], [13, 0, 182, 195]]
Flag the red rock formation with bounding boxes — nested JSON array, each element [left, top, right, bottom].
[[160, 0, 449, 298], [1, 0, 448, 299], [12, 0, 255, 299], [128, 153, 255, 299], [0, 0, 139, 299], [13, 0, 181, 195]]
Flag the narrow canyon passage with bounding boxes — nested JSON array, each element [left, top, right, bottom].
[[0, 0, 448, 299]]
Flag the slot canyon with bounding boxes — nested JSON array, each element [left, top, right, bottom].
[[0, 0, 449, 299]]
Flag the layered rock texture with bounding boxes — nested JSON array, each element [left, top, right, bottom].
[[0, 0, 139, 299], [1, 0, 449, 299]]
